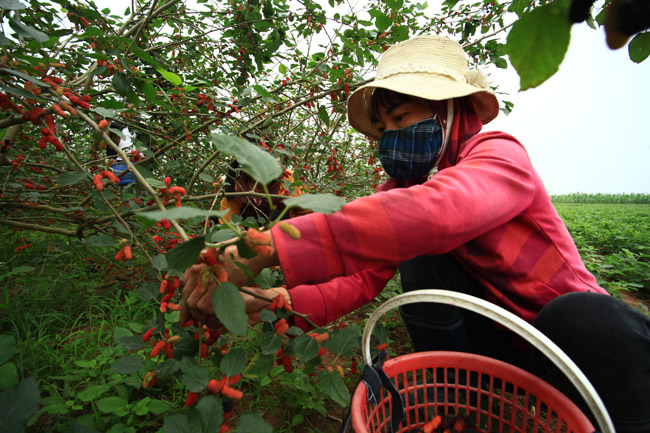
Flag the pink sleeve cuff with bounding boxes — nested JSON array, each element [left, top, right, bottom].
[[271, 213, 344, 287]]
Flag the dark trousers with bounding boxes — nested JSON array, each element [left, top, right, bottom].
[[398, 254, 650, 433]]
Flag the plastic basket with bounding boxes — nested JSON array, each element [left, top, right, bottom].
[[351, 290, 614, 433]]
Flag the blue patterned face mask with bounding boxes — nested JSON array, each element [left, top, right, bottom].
[[378, 117, 443, 180]]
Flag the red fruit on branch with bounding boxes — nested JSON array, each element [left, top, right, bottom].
[[142, 327, 155, 342], [274, 318, 289, 335], [150, 341, 167, 358], [184, 391, 198, 407], [221, 385, 243, 400], [52, 104, 68, 117], [59, 102, 77, 116], [98, 119, 108, 129], [282, 355, 293, 373], [142, 371, 157, 389]]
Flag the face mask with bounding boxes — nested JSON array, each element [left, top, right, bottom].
[[378, 117, 443, 180]]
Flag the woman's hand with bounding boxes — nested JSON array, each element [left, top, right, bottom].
[[180, 242, 280, 327], [240, 285, 291, 327]]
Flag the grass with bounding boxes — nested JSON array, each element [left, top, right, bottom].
[[1, 231, 160, 431]]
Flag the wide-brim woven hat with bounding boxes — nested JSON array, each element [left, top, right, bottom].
[[347, 35, 499, 139]]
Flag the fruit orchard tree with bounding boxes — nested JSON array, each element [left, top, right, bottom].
[[1, 0, 649, 431]]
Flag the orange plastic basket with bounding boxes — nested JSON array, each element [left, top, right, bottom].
[[350, 290, 614, 433]]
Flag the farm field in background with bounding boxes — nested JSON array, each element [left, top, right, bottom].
[[552, 194, 650, 308], [1, 194, 649, 432]]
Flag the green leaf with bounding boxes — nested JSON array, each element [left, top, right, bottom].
[[326, 326, 360, 357], [198, 173, 214, 183], [151, 254, 167, 271], [188, 395, 223, 433], [242, 353, 275, 379], [137, 207, 226, 226], [505, 2, 571, 90], [84, 235, 114, 247], [212, 282, 249, 336], [77, 385, 111, 402], [131, 47, 161, 67], [210, 134, 283, 185], [172, 336, 199, 359], [112, 73, 131, 96], [282, 193, 346, 214], [253, 268, 276, 289], [317, 105, 330, 126], [65, 423, 100, 433], [318, 371, 350, 407], [0, 376, 40, 432], [234, 414, 274, 433], [165, 236, 205, 273], [442, 0, 460, 9], [156, 359, 181, 379], [8, 19, 49, 42], [0, 0, 27, 10], [507, 0, 528, 17], [290, 334, 320, 362], [148, 399, 172, 415], [629, 32, 650, 63], [96, 396, 128, 415], [138, 281, 160, 300], [182, 366, 210, 393], [10, 266, 34, 274], [133, 165, 155, 180], [57, 170, 88, 186], [94, 107, 116, 118], [0, 67, 46, 86], [146, 177, 168, 188], [110, 354, 143, 375], [141, 81, 157, 104], [220, 347, 246, 377], [259, 309, 276, 323], [0, 363, 18, 389], [260, 330, 283, 355], [164, 414, 193, 433], [0, 335, 18, 365], [156, 67, 183, 86], [374, 12, 392, 31], [385, 0, 403, 9]]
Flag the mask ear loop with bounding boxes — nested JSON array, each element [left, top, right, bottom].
[[427, 99, 454, 180]]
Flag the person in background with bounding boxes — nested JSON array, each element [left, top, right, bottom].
[[106, 122, 137, 185], [181, 35, 650, 431], [218, 160, 309, 224]]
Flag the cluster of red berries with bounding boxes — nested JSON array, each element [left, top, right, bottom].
[[93, 170, 120, 191]]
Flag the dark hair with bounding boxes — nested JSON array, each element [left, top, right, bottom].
[[369, 88, 415, 124]]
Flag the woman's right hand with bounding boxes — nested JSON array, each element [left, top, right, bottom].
[[179, 243, 282, 329]]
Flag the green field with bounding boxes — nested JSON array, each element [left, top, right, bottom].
[[554, 202, 650, 300]]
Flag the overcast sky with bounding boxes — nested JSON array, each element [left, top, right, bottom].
[[484, 24, 650, 195]]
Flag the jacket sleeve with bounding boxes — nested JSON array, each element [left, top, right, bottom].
[[271, 134, 537, 288], [289, 265, 396, 331]]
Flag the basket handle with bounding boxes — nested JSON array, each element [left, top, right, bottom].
[[361, 289, 614, 433]]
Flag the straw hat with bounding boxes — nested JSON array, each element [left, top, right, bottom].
[[347, 35, 499, 139]]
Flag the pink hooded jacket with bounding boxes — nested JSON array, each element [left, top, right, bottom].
[[271, 100, 607, 330]]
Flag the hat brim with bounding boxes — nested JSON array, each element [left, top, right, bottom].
[[347, 73, 499, 139]]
